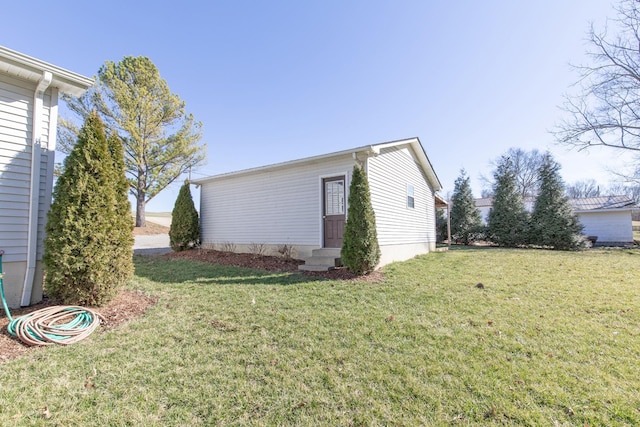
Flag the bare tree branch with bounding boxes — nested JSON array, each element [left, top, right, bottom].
[[554, 0, 640, 164], [486, 148, 546, 198]]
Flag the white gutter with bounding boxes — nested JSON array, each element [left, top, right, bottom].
[[0, 46, 94, 97], [21, 70, 52, 306], [193, 137, 443, 190]]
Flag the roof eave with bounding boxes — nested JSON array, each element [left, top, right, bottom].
[[369, 137, 442, 191], [193, 144, 372, 184], [194, 137, 443, 193], [574, 207, 635, 213], [435, 194, 448, 207], [0, 46, 94, 96]]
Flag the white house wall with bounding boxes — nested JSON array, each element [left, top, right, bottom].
[[200, 154, 356, 256], [0, 72, 53, 306], [0, 73, 35, 263], [577, 210, 633, 244], [478, 206, 490, 224], [367, 145, 436, 264]]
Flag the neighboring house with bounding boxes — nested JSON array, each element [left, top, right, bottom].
[[474, 195, 636, 245], [571, 196, 636, 245], [475, 197, 493, 224], [475, 196, 536, 224], [0, 46, 93, 307], [194, 137, 445, 269]]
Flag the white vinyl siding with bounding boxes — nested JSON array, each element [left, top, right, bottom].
[[368, 145, 436, 246], [576, 210, 633, 243], [200, 155, 355, 246], [0, 73, 54, 263]]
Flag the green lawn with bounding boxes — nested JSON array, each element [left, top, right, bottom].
[[1, 248, 639, 425]]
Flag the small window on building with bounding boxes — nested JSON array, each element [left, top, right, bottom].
[[407, 184, 415, 208], [325, 180, 345, 215]]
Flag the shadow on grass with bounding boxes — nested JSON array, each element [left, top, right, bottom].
[[133, 255, 324, 286], [446, 244, 502, 251]]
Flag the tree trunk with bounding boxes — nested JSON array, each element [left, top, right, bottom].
[[136, 192, 146, 227]]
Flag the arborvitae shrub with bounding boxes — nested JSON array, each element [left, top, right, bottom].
[[529, 154, 585, 250], [450, 169, 483, 244], [44, 112, 134, 306], [341, 165, 380, 275], [436, 208, 448, 243], [169, 181, 200, 251], [487, 156, 529, 247], [106, 134, 135, 288]]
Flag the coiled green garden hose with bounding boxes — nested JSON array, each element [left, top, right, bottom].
[[0, 250, 104, 346]]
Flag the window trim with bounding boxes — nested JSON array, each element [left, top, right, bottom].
[[407, 184, 415, 209]]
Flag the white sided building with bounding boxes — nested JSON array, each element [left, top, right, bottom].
[[475, 195, 636, 246], [194, 137, 446, 270], [0, 46, 93, 307], [571, 196, 636, 246]]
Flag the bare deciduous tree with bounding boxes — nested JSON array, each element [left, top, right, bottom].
[[554, 0, 640, 156], [566, 179, 601, 198], [607, 181, 640, 203], [481, 148, 545, 198]]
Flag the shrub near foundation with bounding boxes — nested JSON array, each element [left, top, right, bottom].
[[341, 165, 380, 274], [44, 112, 133, 306], [169, 181, 201, 252]]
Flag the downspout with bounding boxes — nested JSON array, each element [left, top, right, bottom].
[[21, 71, 52, 306]]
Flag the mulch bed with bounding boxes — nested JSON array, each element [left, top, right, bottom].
[[0, 291, 158, 363], [164, 248, 384, 282]]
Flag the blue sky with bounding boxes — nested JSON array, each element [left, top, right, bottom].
[[2, 1, 626, 212]]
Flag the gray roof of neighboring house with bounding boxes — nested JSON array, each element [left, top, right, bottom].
[[474, 197, 493, 207], [570, 195, 636, 211], [473, 195, 637, 212]]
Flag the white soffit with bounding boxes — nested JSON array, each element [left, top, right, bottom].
[[0, 46, 93, 96]]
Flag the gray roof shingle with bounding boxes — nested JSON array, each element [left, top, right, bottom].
[[570, 195, 636, 211]]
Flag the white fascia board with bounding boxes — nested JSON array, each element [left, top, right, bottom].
[[193, 145, 373, 184], [0, 46, 93, 96], [574, 207, 635, 214], [194, 137, 443, 192]]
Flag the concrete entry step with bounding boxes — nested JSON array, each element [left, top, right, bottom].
[[311, 248, 341, 257], [298, 247, 342, 272], [301, 256, 342, 267], [298, 264, 336, 272]]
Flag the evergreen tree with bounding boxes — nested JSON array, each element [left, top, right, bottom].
[[105, 134, 135, 288], [450, 169, 483, 245], [169, 181, 201, 251], [44, 112, 133, 306], [341, 165, 380, 275], [530, 153, 585, 250], [487, 156, 529, 247], [59, 56, 206, 227], [436, 208, 448, 243]]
